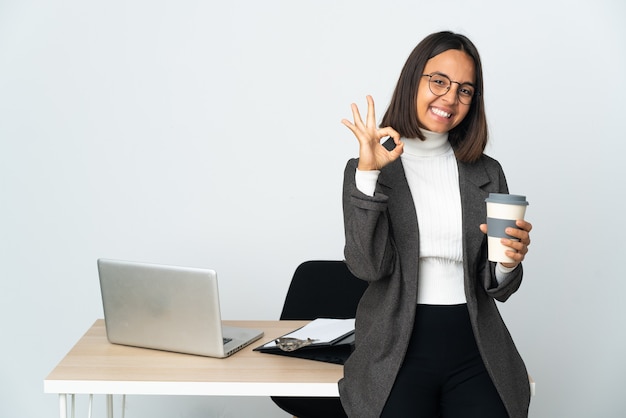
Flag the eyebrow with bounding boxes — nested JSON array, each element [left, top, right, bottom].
[[431, 71, 476, 87]]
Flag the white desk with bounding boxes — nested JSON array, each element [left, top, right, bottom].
[[45, 319, 343, 418]]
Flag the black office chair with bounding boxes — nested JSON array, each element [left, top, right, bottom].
[[271, 260, 368, 418]]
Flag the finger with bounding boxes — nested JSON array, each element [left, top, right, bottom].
[[366, 95, 376, 128], [341, 118, 356, 128], [390, 140, 404, 159], [341, 118, 359, 135], [506, 230, 531, 247], [501, 238, 529, 255], [505, 226, 529, 241], [503, 241, 526, 259], [372, 126, 403, 159], [516, 219, 533, 232], [479, 224, 487, 234], [504, 250, 525, 264], [350, 103, 366, 129], [378, 126, 401, 142]]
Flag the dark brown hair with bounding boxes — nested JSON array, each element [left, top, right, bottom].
[[380, 31, 488, 163]]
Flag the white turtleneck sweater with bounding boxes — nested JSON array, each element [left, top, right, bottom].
[[355, 130, 511, 305]]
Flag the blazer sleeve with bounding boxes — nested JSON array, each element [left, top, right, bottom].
[[480, 157, 524, 302], [484, 263, 523, 302], [342, 158, 396, 282]]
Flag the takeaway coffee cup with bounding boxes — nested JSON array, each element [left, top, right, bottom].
[[485, 193, 529, 263]]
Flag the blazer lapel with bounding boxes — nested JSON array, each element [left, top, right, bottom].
[[378, 139, 420, 252], [458, 159, 492, 276], [378, 157, 420, 256]]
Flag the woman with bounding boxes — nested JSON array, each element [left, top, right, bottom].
[[339, 31, 532, 418]]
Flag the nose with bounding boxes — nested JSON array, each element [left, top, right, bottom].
[[441, 84, 460, 104]]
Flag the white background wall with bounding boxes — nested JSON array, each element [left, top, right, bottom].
[[1, 0, 625, 417]]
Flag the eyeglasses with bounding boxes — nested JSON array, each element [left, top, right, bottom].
[[421, 73, 479, 105], [274, 337, 317, 352]]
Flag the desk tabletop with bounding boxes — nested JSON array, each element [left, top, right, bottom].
[[44, 319, 344, 397]]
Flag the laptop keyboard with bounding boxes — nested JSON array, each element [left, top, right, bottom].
[[223, 337, 232, 345]]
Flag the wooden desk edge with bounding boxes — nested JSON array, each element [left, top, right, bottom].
[[44, 319, 343, 397]]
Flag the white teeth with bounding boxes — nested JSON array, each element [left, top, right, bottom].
[[432, 107, 451, 118]]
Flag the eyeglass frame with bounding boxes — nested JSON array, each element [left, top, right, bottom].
[[421, 73, 481, 105]]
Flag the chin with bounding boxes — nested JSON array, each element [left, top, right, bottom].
[[423, 124, 450, 134]]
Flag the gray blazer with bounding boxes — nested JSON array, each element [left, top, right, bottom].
[[339, 144, 530, 418]]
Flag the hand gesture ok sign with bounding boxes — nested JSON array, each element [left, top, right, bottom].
[[341, 95, 404, 171]]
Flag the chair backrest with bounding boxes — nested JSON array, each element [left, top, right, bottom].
[[279, 260, 368, 320]]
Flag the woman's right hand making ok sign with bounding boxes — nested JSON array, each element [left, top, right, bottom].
[[341, 95, 404, 171]]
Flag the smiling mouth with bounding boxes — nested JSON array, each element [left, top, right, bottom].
[[431, 107, 451, 119]]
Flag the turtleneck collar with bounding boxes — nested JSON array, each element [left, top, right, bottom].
[[401, 129, 451, 157]]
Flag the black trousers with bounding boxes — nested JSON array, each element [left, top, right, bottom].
[[380, 304, 509, 418]]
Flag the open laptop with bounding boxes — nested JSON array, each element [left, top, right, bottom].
[[97, 258, 264, 358]]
